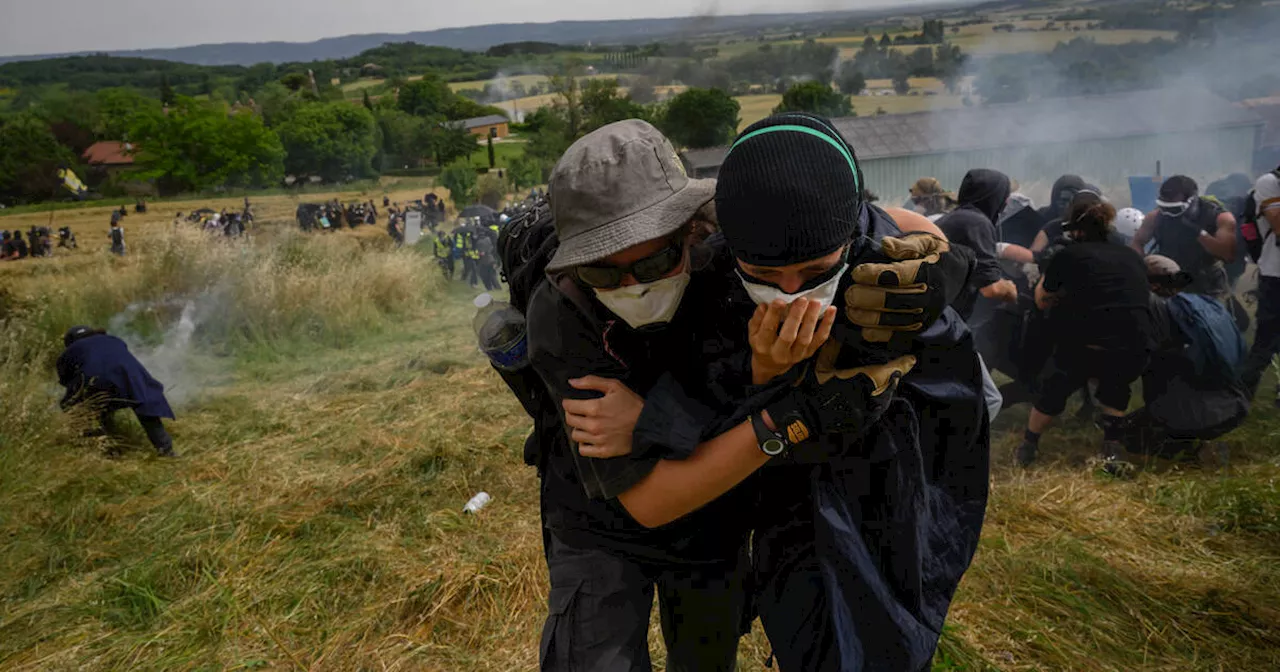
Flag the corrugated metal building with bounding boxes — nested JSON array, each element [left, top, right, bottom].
[[682, 89, 1263, 203]]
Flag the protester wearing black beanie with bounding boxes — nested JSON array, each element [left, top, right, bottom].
[[715, 114, 865, 267]]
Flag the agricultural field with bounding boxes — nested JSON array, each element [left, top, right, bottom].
[[733, 90, 967, 130], [752, 21, 1177, 60], [2, 190, 1279, 670]]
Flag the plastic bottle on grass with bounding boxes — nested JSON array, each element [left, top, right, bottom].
[[473, 293, 528, 371], [464, 492, 492, 514]]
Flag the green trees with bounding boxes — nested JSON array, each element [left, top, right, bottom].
[[95, 88, 162, 140], [0, 113, 78, 205], [128, 97, 284, 194], [276, 102, 380, 182], [580, 79, 649, 131], [507, 155, 544, 191], [659, 88, 740, 149], [836, 69, 868, 95], [397, 75, 455, 117], [439, 164, 478, 206], [773, 81, 854, 118], [425, 123, 479, 167]]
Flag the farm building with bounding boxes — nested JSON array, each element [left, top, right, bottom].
[[452, 114, 510, 139], [681, 89, 1264, 204], [82, 141, 135, 174]]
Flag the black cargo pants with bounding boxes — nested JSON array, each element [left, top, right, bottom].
[[101, 409, 174, 455], [1242, 276, 1280, 399], [539, 531, 746, 672]]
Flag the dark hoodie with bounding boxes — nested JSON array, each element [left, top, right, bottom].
[[1038, 174, 1087, 223], [937, 168, 1011, 320]]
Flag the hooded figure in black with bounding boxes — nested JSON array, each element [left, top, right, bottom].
[[1038, 175, 1087, 223], [936, 169, 1014, 321], [57, 327, 176, 456]]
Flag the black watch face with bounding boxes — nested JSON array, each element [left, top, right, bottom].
[[762, 437, 787, 456]]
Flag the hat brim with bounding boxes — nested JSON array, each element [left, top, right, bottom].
[[546, 178, 715, 272]]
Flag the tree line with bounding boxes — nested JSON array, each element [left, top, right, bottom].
[[0, 71, 513, 204]]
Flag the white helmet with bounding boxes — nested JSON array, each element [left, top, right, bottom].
[[1114, 207, 1144, 240]]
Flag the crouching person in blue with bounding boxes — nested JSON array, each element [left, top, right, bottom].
[[1115, 255, 1249, 463], [533, 117, 988, 671], [57, 326, 176, 457]]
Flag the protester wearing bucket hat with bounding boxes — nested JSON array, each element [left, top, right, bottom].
[[909, 177, 957, 221], [545, 119, 715, 273], [525, 120, 758, 672]]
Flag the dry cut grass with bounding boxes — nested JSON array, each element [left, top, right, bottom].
[[1, 197, 1279, 670]]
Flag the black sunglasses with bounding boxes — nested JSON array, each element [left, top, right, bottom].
[[575, 244, 684, 289]]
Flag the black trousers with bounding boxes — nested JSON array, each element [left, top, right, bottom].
[[101, 409, 173, 454], [461, 258, 478, 286], [479, 262, 501, 291], [1242, 275, 1280, 398], [437, 256, 455, 279], [539, 531, 746, 672], [1035, 346, 1148, 417]]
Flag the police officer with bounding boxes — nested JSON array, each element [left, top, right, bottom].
[[1131, 175, 1238, 303], [434, 231, 455, 279], [460, 224, 480, 288], [57, 326, 177, 457]]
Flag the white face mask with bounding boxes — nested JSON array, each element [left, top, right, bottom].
[[593, 270, 691, 329], [738, 263, 849, 313]]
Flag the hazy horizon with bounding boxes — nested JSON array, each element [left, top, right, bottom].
[[0, 0, 940, 58]]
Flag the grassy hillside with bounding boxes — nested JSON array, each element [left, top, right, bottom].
[[1, 192, 1279, 670]]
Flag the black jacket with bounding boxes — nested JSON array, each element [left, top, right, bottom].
[[646, 205, 991, 670], [937, 169, 1012, 320], [525, 237, 754, 566]]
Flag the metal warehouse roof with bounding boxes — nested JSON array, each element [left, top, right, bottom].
[[457, 114, 510, 129], [681, 88, 1262, 170]]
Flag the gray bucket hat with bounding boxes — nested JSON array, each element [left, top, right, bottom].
[[545, 119, 715, 272]]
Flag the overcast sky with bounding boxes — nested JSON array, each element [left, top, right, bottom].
[[0, 0, 904, 57]]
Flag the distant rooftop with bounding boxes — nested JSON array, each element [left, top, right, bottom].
[[454, 114, 510, 130], [681, 89, 1263, 171], [82, 141, 135, 166]]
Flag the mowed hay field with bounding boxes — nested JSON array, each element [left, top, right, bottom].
[[783, 21, 1177, 59], [3, 190, 1280, 670], [734, 90, 966, 130]]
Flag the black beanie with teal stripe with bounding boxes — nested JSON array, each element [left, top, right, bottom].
[[714, 113, 864, 267]]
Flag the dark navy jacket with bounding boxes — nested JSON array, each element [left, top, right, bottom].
[[640, 205, 990, 671], [56, 334, 174, 419]]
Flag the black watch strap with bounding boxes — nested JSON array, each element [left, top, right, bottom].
[[751, 413, 789, 457]]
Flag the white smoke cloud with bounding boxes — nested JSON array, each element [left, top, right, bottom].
[[107, 292, 224, 409]]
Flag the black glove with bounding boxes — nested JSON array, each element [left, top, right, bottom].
[[764, 340, 917, 445], [844, 233, 964, 347]]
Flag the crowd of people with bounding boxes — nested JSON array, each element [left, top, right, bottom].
[[1, 224, 78, 261], [904, 167, 1271, 473], [295, 198, 381, 232], [462, 115, 1280, 672], [176, 199, 254, 239]]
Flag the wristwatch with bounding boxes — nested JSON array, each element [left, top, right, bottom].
[[751, 412, 789, 457]]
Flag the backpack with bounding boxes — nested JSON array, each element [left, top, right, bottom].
[[1166, 292, 1246, 387], [492, 197, 589, 471], [1239, 168, 1280, 264], [497, 197, 556, 314]]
